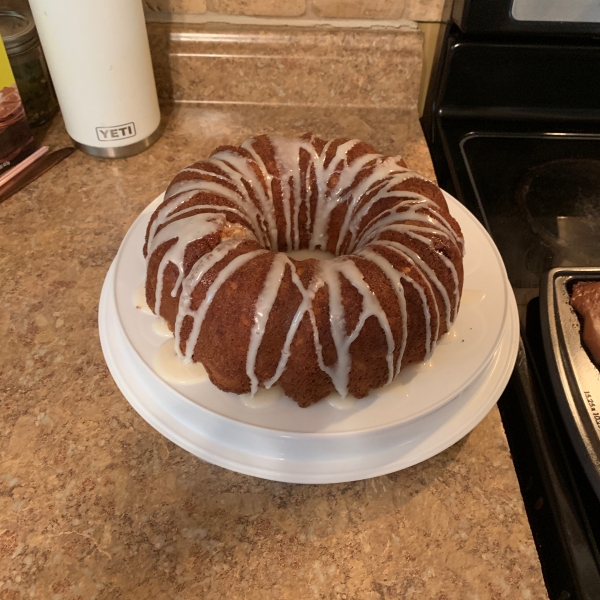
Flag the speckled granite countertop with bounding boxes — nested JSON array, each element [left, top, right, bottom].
[[0, 105, 548, 599]]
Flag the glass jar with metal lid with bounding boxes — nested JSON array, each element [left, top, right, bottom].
[[0, 9, 58, 127]]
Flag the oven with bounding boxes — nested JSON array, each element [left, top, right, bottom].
[[421, 1, 600, 598]]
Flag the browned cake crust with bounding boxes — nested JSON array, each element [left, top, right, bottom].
[[143, 134, 464, 407]]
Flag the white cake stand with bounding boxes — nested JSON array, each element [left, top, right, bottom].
[[99, 192, 519, 483]]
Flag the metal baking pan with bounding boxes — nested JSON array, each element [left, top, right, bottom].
[[540, 268, 600, 499]]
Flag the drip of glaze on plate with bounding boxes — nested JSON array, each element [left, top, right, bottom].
[[152, 317, 173, 338], [239, 386, 285, 408], [153, 339, 208, 385], [327, 393, 359, 410], [461, 289, 485, 306], [133, 282, 152, 314]]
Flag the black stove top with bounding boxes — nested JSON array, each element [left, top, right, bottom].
[[460, 132, 600, 600], [421, 24, 600, 599]]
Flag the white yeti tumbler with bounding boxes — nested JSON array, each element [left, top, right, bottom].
[[28, 0, 161, 158]]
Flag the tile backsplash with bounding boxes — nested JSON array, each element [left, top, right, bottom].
[[143, 0, 445, 23]]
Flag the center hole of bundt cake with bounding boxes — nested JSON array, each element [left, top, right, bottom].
[[285, 248, 336, 261]]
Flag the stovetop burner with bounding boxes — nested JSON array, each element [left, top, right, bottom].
[[518, 158, 600, 269], [460, 133, 600, 290]]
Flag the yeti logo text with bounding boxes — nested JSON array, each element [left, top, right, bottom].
[[96, 122, 136, 142]]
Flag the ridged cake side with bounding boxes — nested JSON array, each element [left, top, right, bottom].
[[143, 134, 464, 407]]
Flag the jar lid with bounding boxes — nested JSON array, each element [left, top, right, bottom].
[[0, 10, 38, 55]]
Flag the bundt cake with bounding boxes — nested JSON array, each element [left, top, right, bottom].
[[143, 134, 465, 407]]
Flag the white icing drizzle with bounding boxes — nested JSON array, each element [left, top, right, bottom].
[[376, 239, 451, 332], [147, 212, 227, 315], [177, 246, 266, 361], [263, 262, 325, 389], [310, 139, 379, 251], [356, 248, 409, 371], [368, 240, 440, 349], [246, 253, 288, 396], [144, 135, 464, 399], [317, 258, 395, 396], [335, 157, 410, 255]]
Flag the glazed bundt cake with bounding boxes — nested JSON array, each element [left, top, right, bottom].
[[143, 134, 464, 407]]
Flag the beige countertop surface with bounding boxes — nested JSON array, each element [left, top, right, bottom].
[[0, 105, 548, 600]]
